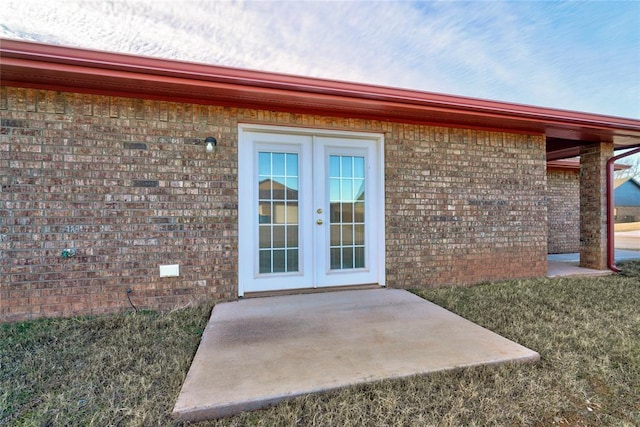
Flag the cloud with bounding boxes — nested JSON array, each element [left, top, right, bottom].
[[2, 0, 638, 118]]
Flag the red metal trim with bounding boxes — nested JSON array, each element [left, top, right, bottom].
[[547, 159, 630, 171], [2, 38, 640, 143], [607, 147, 640, 273]]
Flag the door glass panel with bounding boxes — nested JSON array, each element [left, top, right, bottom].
[[259, 251, 271, 273], [341, 180, 353, 202], [355, 202, 365, 223], [342, 202, 353, 223], [287, 225, 298, 246], [259, 226, 271, 248], [258, 151, 299, 274], [330, 225, 340, 246], [354, 157, 365, 177], [342, 225, 354, 245], [287, 250, 299, 272], [330, 248, 341, 270], [273, 225, 285, 247], [272, 250, 286, 273], [354, 224, 365, 245], [329, 156, 341, 177], [354, 247, 365, 268], [329, 179, 340, 202], [341, 156, 353, 176], [258, 152, 271, 175], [272, 153, 285, 176], [328, 155, 365, 270], [258, 201, 272, 224]]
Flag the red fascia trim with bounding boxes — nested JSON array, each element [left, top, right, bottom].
[[546, 160, 581, 170], [2, 38, 640, 138], [0, 57, 552, 135], [3, 55, 636, 142], [547, 159, 630, 171]]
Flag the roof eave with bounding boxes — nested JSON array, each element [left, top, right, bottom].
[[2, 38, 640, 147]]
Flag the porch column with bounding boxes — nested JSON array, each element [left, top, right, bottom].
[[579, 142, 613, 270]]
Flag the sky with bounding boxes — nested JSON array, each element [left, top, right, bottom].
[[2, 0, 639, 119]]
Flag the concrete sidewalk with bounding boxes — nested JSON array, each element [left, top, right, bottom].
[[547, 246, 640, 278], [173, 289, 539, 421], [548, 249, 640, 264], [546, 248, 640, 278], [615, 230, 640, 251], [547, 261, 613, 278]]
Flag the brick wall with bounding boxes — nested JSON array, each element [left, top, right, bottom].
[[1, 86, 548, 321], [580, 143, 613, 270], [547, 168, 580, 253], [1, 88, 238, 321], [616, 206, 640, 223], [384, 126, 547, 288]]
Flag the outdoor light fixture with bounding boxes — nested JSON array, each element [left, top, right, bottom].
[[205, 136, 217, 153]]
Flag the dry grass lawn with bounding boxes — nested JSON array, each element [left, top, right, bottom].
[[2, 260, 639, 426]]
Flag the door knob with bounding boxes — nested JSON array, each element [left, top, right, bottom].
[[316, 219, 323, 225], [316, 208, 323, 214]]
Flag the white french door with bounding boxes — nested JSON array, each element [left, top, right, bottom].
[[238, 125, 384, 295]]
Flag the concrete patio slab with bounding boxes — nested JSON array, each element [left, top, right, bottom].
[[173, 288, 539, 421], [547, 247, 640, 277], [615, 230, 640, 250], [547, 261, 613, 278]]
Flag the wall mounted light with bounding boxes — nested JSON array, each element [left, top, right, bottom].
[[205, 136, 217, 153]]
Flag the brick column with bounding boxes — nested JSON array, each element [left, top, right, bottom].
[[579, 142, 613, 270]]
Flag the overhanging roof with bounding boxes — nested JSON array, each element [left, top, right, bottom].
[[547, 159, 630, 171], [614, 177, 640, 190], [2, 38, 639, 159]]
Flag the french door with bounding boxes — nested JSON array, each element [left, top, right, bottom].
[[238, 126, 384, 295]]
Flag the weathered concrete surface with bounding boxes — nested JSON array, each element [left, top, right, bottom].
[[173, 289, 539, 421], [615, 230, 640, 250], [547, 261, 613, 278], [547, 244, 640, 274]]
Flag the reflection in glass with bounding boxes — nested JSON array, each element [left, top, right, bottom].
[[342, 202, 353, 223], [354, 157, 365, 178], [328, 155, 366, 270], [259, 226, 271, 249], [258, 152, 271, 176], [342, 156, 352, 177], [341, 180, 353, 203], [273, 153, 285, 176], [329, 156, 341, 178], [330, 225, 340, 246], [258, 151, 299, 274], [354, 202, 365, 223], [330, 248, 341, 270], [330, 179, 340, 202]]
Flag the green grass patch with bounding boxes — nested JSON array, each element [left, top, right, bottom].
[[1, 260, 639, 426]]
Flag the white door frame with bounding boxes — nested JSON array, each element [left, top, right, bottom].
[[238, 124, 385, 296]]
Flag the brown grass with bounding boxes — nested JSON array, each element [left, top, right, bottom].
[[2, 260, 639, 426]]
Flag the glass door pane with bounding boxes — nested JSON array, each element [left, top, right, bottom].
[[328, 155, 366, 270], [258, 151, 299, 274]]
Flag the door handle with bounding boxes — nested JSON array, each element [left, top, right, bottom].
[[316, 219, 323, 225]]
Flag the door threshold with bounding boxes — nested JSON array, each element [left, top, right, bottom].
[[243, 284, 382, 299]]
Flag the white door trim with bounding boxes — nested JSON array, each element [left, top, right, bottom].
[[238, 124, 385, 296]]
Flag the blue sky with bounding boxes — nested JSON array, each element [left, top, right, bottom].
[[2, 0, 639, 120]]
